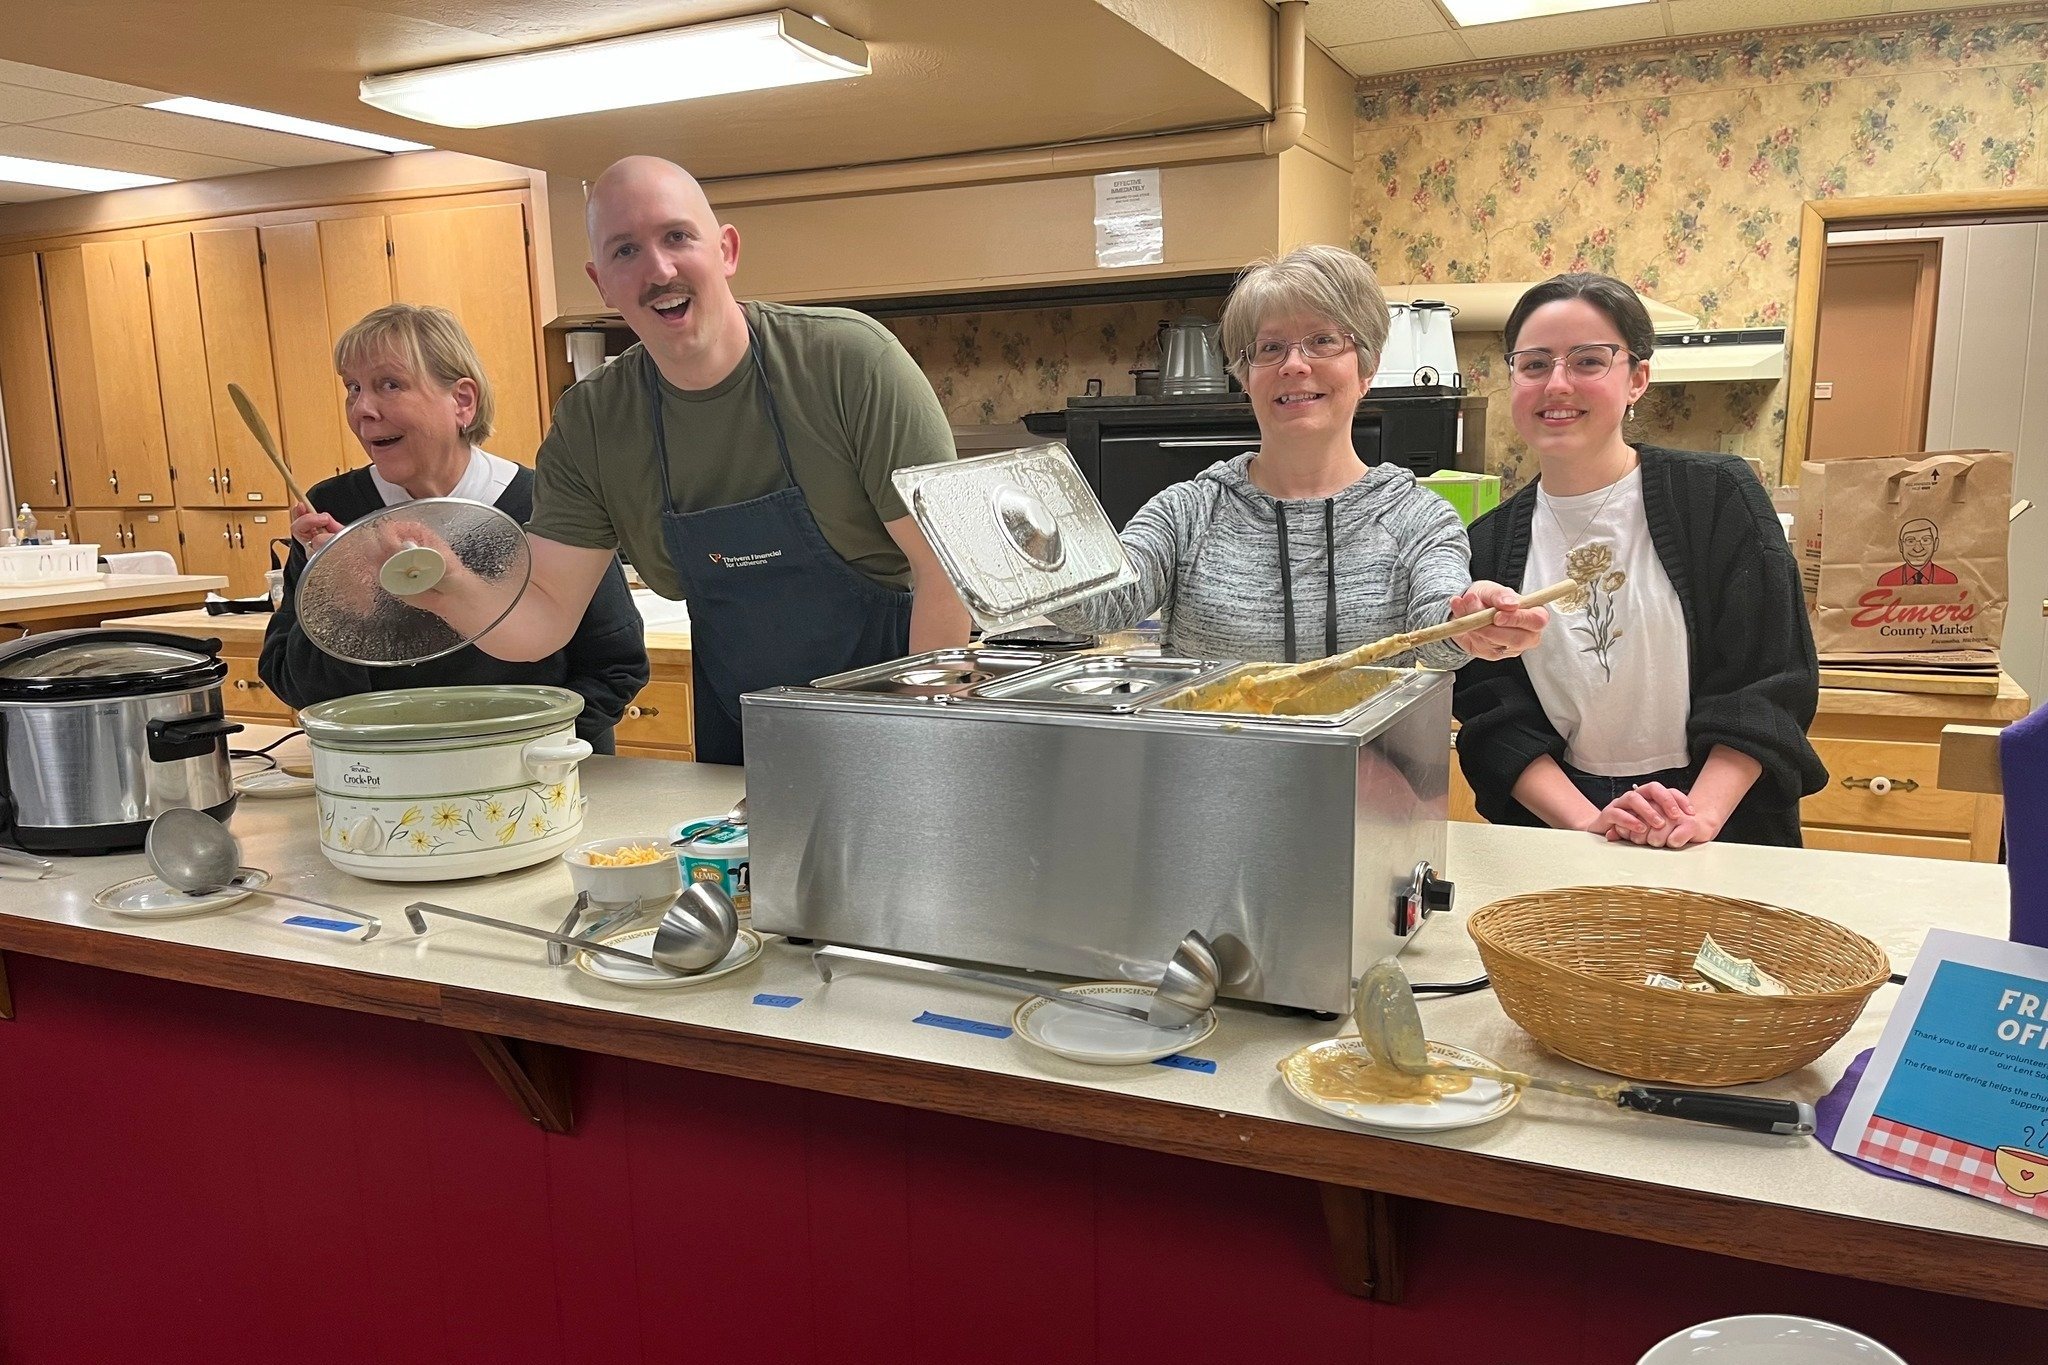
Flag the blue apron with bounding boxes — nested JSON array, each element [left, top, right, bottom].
[[646, 332, 912, 765]]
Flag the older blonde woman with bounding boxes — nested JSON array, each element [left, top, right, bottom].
[[1053, 244, 1542, 665], [260, 303, 647, 752]]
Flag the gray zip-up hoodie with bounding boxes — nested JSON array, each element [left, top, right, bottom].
[[1053, 453, 1474, 666]]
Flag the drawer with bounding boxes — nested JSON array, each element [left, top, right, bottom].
[[1802, 826, 1976, 862], [1800, 737, 1981, 837], [221, 655, 292, 720], [613, 680, 693, 750]]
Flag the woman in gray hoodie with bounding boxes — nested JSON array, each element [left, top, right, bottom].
[[1056, 245, 1544, 666]]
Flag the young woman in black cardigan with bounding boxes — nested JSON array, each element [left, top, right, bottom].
[[1453, 275, 1826, 847]]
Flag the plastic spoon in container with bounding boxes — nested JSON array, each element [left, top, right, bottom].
[[145, 807, 382, 939], [1356, 960, 1816, 1136], [408, 881, 738, 974]]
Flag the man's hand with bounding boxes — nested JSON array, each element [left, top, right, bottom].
[[290, 501, 344, 556], [1449, 579, 1550, 662]]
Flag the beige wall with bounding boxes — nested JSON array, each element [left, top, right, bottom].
[[1353, 9, 2048, 492]]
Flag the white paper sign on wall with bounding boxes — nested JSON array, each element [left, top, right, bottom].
[[1093, 168, 1163, 269]]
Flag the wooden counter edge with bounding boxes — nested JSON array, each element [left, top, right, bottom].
[[3, 912, 2042, 1312], [1816, 672, 2030, 722]]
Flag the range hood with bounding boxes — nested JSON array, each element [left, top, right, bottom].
[[1382, 283, 1700, 333], [1649, 329, 1786, 384]]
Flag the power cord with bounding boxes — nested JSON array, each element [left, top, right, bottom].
[[229, 728, 304, 771], [1411, 975, 1492, 997]]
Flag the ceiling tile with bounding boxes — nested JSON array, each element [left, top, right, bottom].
[[1329, 31, 1476, 78], [0, 125, 268, 180], [1457, 4, 1671, 60], [0, 57, 167, 104], [36, 107, 381, 168], [1667, 0, 1876, 34], [0, 81, 108, 123], [1308, 0, 1455, 47]]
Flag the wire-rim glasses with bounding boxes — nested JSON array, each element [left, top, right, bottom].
[[1505, 342, 1635, 386]]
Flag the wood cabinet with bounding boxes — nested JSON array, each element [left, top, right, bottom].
[[72, 507, 182, 564], [24, 507, 71, 543], [389, 203, 543, 464], [261, 222, 352, 489], [191, 229, 290, 507], [43, 242, 173, 509], [179, 507, 287, 598], [0, 253, 66, 506], [143, 234, 224, 509]]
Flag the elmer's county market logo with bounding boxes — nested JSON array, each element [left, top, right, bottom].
[[706, 550, 785, 568]]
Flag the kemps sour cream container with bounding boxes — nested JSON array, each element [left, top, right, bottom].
[[672, 817, 749, 916]]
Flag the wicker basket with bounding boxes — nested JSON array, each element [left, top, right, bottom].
[[1466, 886, 1891, 1086]]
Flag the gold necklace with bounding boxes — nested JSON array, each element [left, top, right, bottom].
[[1540, 469, 1628, 554]]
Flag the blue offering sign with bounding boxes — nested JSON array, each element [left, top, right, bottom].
[[1833, 929, 2048, 1216]]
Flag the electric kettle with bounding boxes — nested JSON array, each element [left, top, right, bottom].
[[1160, 315, 1228, 395]]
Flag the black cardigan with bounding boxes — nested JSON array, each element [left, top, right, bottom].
[[1452, 445, 1828, 846], [259, 466, 649, 753]]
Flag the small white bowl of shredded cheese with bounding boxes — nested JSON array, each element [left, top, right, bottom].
[[563, 834, 682, 908]]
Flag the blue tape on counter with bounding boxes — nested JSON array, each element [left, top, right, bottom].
[[753, 993, 802, 1009], [913, 1011, 1013, 1040], [1152, 1054, 1217, 1074], [282, 915, 359, 934]]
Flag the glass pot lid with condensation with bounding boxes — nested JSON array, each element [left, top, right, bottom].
[[0, 628, 226, 701], [295, 497, 532, 667], [893, 442, 1136, 633], [297, 685, 583, 749]]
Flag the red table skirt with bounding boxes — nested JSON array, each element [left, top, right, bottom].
[[0, 956, 2034, 1364]]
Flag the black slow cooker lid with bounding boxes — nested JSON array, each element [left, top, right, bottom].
[[0, 629, 227, 701]]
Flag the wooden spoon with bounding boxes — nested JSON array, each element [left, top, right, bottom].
[[227, 381, 313, 509]]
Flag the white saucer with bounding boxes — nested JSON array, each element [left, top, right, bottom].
[[94, 867, 272, 918], [1278, 1038, 1519, 1133], [1638, 1315, 1906, 1363], [574, 926, 763, 988], [1012, 983, 1218, 1065], [233, 765, 314, 798]]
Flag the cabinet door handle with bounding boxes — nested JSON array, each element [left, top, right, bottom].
[[48, 473, 59, 492], [233, 678, 268, 693], [221, 467, 231, 495], [108, 469, 120, 493], [235, 525, 247, 549], [1841, 774, 1918, 796], [208, 469, 219, 493], [626, 704, 660, 719]]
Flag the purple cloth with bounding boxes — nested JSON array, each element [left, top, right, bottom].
[[1813, 1047, 1921, 1184], [2003, 705, 2048, 947]]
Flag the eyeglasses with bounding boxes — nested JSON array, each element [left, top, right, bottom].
[[1504, 343, 1634, 386], [1241, 330, 1356, 368]]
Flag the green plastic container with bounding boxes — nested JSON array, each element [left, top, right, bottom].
[[1418, 470, 1502, 526]]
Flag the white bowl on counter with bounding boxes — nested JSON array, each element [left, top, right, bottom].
[[564, 835, 683, 908], [298, 685, 592, 882]]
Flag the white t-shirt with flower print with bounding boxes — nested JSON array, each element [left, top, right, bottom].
[[1519, 467, 1691, 778]]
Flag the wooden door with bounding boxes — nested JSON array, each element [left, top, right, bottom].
[[389, 203, 543, 464], [1812, 241, 1941, 460], [260, 222, 350, 489], [71, 508, 125, 551], [25, 507, 71, 542], [180, 508, 280, 597], [319, 215, 394, 474], [40, 247, 107, 504], [128, 507, 183, 565], [144, 234, 225, 508], [0, 253, 67, 506], [81, 241, 173, 507], [191, 229, 289, 507]]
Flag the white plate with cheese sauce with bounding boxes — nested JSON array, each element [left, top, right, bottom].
[[1279, 1037, 1520, 1132], [1012, 982, 1218, 1065]]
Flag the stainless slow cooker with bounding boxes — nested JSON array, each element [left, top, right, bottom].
[[0, 629, 242, 854]]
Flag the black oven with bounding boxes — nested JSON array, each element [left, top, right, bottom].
[[1062, 390, 1468, 528]]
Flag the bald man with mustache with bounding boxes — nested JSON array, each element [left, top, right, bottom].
[[428, 156, 969, 764]]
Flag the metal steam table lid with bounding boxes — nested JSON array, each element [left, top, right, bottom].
[[893, 442, 1136, 631], [295, 497, 531, 667]]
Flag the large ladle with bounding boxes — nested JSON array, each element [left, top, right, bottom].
[[145, 806, 382, 939], [1355, 960, 1815, 1136], [406, 880, 739, 975]]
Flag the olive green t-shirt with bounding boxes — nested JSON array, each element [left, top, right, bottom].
[[527, 300, 954, 597]]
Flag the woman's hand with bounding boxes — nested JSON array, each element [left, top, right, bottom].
[[1450, 580, 1549, 662], [291, 501, 343, 555], [1585, 781, 1694, 844]]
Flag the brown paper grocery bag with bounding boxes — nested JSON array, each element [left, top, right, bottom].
[[1799, 449, 2012, 654]]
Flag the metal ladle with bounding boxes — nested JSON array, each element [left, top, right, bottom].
[[1355, 960, 1815, 1135], [145, 806, 382, 939], [1147, 930, 1220, 1028], [406, 880, 739, 975]]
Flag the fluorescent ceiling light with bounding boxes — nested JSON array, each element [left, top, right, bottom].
[[1443, 0, 1651, 26], [0, 154, 171, 192], [146, 96, 431, 153], [359, 8, 869, 129]]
